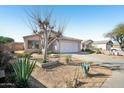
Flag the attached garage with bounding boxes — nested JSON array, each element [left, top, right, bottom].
[[59, 40, 80, 53], [53, 36, 81, 53]]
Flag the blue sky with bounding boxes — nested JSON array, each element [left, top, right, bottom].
[[0, 5, 124, 42]]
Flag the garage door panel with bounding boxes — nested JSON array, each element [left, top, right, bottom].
[[60, 40, 79, 53]]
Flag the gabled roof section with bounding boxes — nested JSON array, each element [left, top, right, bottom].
[[23, 34, 37, 39], [58, 36, 82, 41]]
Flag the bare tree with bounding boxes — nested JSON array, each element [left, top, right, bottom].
[[26, 9, 65, 63]]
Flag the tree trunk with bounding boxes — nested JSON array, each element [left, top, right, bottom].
[[42, 33, 48, 63]]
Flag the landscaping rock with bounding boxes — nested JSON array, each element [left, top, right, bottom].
[[42, 61, 62, 69], [0, 83, 16, 88]]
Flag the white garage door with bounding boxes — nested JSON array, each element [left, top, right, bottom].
[[60, 40, 79, 53]]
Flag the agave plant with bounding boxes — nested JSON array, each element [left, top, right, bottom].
[[12, 56, 36, 87], [81, 63, 90, 78]]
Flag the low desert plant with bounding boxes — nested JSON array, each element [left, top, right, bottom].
[[65, 55, 72, 64], [95, 49, 102, 54], [81, 63, 90, 78], [12, 56, 36, 87]]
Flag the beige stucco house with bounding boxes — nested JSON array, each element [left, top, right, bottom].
[[92, 40, 113, 51], [23, 34, 82, 53]]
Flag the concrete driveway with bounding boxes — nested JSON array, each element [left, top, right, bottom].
[[70, 54, 124, 88]]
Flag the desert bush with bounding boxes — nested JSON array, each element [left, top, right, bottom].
[[65, 55, 72, 64], [12, 56, 36, 88], [95, 49, 102, 54]]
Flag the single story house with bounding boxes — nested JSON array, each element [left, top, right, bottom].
[[23, 34, 82, 53], [92, 40, 113, 51]]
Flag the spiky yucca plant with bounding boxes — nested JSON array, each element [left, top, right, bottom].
[[12, 56, 36, 87]]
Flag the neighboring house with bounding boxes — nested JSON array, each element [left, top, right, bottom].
[[92, 40, 113, 51], [81, 40, 93, 49], [23, 34, 81, 53]]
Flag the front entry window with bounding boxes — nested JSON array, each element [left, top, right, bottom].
[[28, 40, 40, 49]]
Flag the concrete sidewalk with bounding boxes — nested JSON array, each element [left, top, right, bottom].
[[102, 70, 124, 88]]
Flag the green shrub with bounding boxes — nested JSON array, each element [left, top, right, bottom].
[[81, 48, 85, 52], [81, 48, 94, 54], [0, 36, 14, 44], [12, 56, 36, 87]]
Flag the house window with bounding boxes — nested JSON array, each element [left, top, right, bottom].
[[28, 40, 40, 49]]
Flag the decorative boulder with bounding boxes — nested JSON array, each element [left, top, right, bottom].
[[42, 61, 61, 69]]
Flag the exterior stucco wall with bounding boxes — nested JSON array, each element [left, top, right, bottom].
[[93, 43, 112, 51], [93, 44, 106, 50], [23, 35, 41, 52]]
